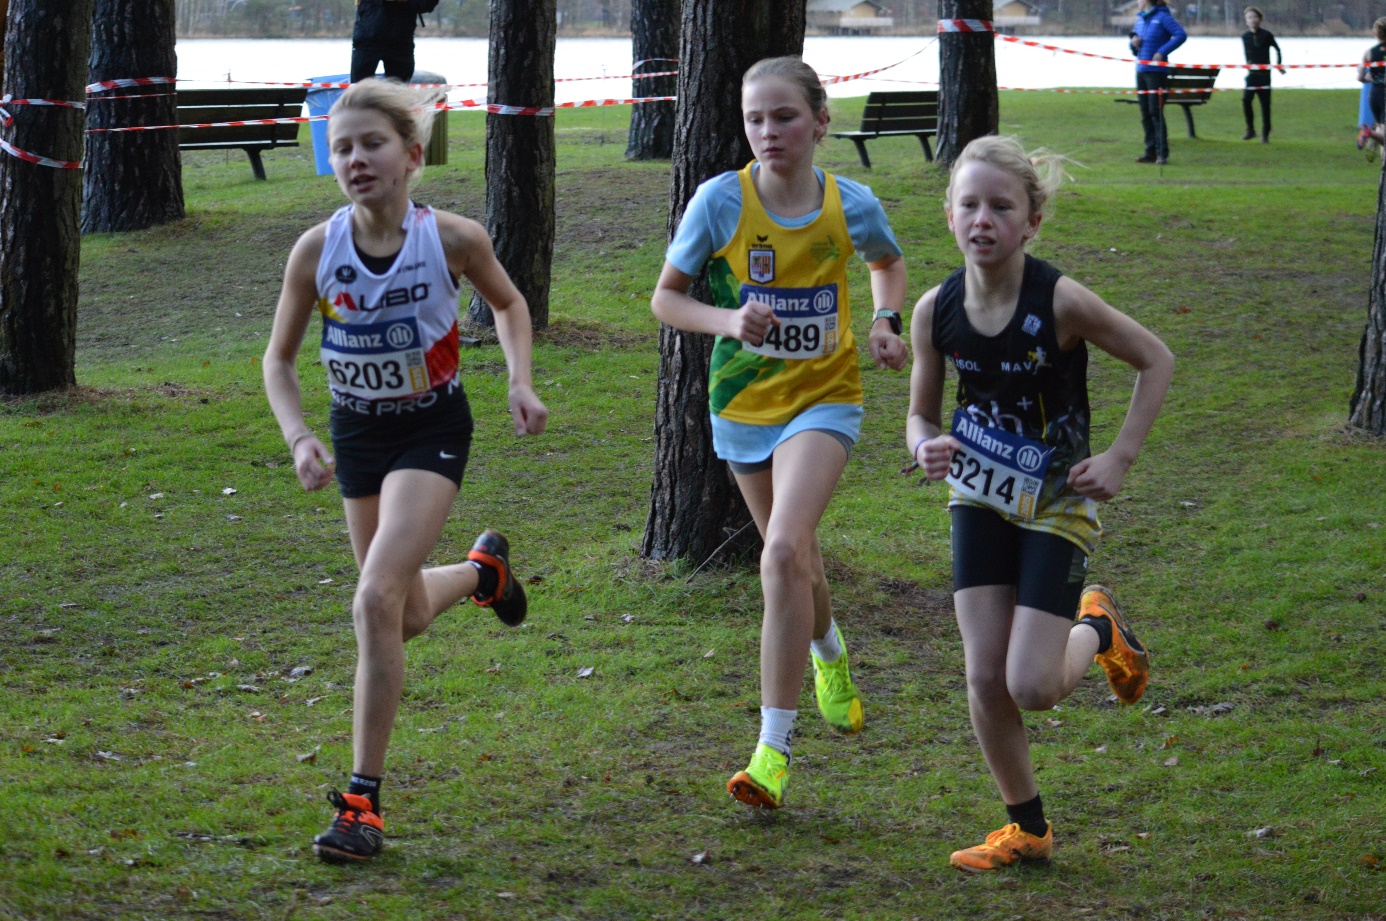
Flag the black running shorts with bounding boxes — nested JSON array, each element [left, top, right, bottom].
[[950, 504, 1088, 620], [329, 383, 474, 499]]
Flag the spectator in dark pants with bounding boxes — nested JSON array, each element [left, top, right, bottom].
[[1241, 7, 1283, 143], [350, 0, 439, 84], [1358, 17, 1386, 147], [1129, 0, 1186, 165]]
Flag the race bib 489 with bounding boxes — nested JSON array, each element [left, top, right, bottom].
[[946, 409, 1053, 519], [321, 316, 430, 400], [739, 283, 839, 359]]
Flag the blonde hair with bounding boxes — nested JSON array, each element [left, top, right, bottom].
[[945, 135, 1070, 223], [328, 78, 442, 185], [743, 56, 829, 118], [1375, 16, 1386, 41]]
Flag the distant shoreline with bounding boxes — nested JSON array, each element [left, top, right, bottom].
[[177, 26, 1367, 41]]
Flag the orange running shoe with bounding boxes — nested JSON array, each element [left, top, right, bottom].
[[1080, 584, 1149, 704], [949, 822, 1053, 872], [312, 791, 384, 864]]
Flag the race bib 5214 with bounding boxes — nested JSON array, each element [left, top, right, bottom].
[[946, 409, 1053, 519], [739, 283, 839, 359]]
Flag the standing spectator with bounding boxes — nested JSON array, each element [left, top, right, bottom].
[[1241, 7, 1283, 143], [351, 0, 439, 84], [1358, 17, 1386, 148], [1129, 0, 1186, 165]]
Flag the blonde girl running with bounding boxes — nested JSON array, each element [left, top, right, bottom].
[[263, 79, 548, 863], [906, 136, 1173, 870]]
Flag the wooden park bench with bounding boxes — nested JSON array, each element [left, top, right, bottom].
[[1114, 66, 1220, 138], [177, 87, 308, 180], [831, 90, 938, 169]]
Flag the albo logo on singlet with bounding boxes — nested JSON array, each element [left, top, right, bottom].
[[333, 284, 431, 313]]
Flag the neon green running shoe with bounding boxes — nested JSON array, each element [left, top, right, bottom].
[[727, 743, 788, 810], [812, 625, 864, 734]]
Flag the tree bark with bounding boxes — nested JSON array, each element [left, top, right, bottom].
[[82, 0, 184, 234], [0, 0, 93, 395], [935, 0, 997, 167], [1349, 154, 1386, 434], [467, 0, 556, 330], [624, 0, 678, 161], [641, 0, 805, 565]]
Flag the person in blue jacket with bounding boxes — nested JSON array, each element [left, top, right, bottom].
[[1129, 0, 1187, 164], [350, 0, 439, 84]]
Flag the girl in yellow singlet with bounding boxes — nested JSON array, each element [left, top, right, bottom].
[[651, 56, 909, 810]]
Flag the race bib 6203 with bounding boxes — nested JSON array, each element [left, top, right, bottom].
[[321, 316, 430, 400]]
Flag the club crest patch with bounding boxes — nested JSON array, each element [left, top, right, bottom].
[[749, 247, 775, 283], [1022, 313, 1042, 336]]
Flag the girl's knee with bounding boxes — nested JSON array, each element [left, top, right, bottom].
[[1008, 677, 1063, 712], [966, 667, 1010, 706], [353, 577, 406, 629], [760, 534, 811, 582]]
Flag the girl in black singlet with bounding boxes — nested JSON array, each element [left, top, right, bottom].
[[905, 136, 1174, 872]]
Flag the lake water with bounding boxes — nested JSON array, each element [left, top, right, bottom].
[[175, 34, 1367, 103]]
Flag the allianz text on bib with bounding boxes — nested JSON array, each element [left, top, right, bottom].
[[740, 283, 839, 359], [321, 315, 430, 400], [946, 409, 1053, 518]]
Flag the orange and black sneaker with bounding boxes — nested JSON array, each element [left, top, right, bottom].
[[1080, 584, 1149, 704], [312, 790, 384, 864], [949, 822, 1053, 872], [468, 529, 526, 627]]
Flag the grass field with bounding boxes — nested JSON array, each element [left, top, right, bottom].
[[2, 87, 1384, 920]]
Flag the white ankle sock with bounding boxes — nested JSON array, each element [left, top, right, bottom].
[[758, 707, 796, 758], [811, 619, 844, 663]]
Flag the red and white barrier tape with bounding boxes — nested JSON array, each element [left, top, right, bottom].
[[86, 76, 177, 93], [996, 34, 1374, 70], [939, 19, 993, 32], [820, 43, 931, 86], [0, 136, 81, 169]]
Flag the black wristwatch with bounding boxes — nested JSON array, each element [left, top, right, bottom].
[[873, 308, 902, 336]]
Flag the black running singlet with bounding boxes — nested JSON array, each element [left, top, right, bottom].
[[932, 255, 1092, 489]]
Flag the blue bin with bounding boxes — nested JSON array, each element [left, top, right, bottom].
[[306, 74, 349, 176]]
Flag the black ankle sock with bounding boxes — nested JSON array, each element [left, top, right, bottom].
[[348, 773, 381, 813], [469, 559, 498, 599], [1078, 614, 1113, 655], [1006, 794, 1048, 838]]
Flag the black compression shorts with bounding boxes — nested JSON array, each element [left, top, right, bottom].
[[329, 382, 474, 499], [950, 504, 1088, 620]]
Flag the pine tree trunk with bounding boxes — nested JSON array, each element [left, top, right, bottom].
[[1349, 155, 1386, 434], [624, 0, 678, 161], [0, 0, 93, 395], [935, 0, 997, 167], [640, 0, 805, 565], [82, 0, 184, 233], [467, 0, 556, 330]]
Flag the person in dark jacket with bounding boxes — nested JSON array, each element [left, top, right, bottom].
[[1358, 17, 1386, 147], [1129, 0, 1186, 165], [350, 0, 438, 84], [1241, 7, 1284, 143]]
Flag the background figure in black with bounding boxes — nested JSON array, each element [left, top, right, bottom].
[[1241, 7, 1283, 143], [350, 0, 439, 83]]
